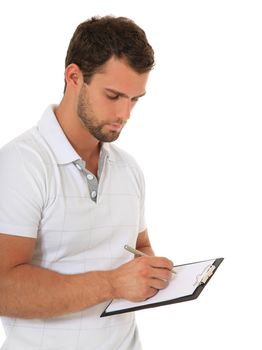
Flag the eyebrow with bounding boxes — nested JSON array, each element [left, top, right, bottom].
[[105, 88, 146, 99]]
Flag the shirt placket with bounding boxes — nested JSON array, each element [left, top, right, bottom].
[[73, 149, 108, 203], [74, 160, 99, 203]]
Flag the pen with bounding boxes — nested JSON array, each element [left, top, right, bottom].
[[124, 244, 176, 274]]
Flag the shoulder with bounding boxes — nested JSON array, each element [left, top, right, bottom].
[[104, 143, 145, 188], [0, 127, 52, 170], [0, 127, 54, 195], [105, 143, 143, 171]]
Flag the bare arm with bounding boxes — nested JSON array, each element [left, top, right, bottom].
[[0, 234, 112, 319], [135, 229, 155, 256], [0, 232, 173, 319]]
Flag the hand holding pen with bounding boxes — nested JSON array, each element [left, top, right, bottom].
[[107, 245, 174, 302], [124, 245, 176, 275]]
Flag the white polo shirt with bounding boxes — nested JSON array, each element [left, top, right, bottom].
[[0, 106, 146, 350]]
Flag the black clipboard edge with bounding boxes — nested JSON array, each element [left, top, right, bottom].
[[101, 257, 224, 317]]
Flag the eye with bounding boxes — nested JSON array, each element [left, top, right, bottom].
[[106, 94, 120, 100]]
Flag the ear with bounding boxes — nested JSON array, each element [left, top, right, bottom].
[[64, 64, 83, 87]]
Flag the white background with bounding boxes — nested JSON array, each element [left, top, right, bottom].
[[0, 0, 261, 349]]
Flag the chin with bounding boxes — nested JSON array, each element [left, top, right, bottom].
[[100, 131, 121, 143]]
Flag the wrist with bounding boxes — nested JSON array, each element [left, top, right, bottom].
[[104, 269, 121, 300], [101, 270, 115, 300]]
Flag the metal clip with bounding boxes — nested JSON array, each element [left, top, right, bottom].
[[199, 265, 216, 284]]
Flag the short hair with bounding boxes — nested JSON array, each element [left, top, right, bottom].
[[65, 16, 154, 87]]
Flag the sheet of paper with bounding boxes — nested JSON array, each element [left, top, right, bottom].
[[105, 259, 215, 313]]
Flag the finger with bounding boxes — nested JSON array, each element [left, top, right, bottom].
[[149, 277, 169, 290], [148, 257, 174, 271], [144, 287, 159, 300], [148, 266, 173, 281], [139, 259, 173, 280], [158, 268, 173, 281]]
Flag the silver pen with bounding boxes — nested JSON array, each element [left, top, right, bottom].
[[124, 245, 176, 274]]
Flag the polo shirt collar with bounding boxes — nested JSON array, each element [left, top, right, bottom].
[[37, 105, 81, 165], [37, 105, 113, 165]]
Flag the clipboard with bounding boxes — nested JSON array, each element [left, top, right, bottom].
[[101, 257, 223, 317]]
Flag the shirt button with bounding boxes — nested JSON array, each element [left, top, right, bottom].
[[87, 174, 94, 180], [91, 191, 97, 198]]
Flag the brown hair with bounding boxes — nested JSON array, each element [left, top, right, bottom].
[[65, 16, 154, 87]]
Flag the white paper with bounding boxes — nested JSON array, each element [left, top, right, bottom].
[[105, 259, 216, 314]]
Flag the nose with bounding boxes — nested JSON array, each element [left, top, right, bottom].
[[116, 98, 132, 122]]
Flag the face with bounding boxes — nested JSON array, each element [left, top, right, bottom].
[[76, 57, 149, 142]]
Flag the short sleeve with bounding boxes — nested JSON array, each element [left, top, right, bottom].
[[0, 142, 44, 238]]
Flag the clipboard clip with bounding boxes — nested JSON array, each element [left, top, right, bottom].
[[199, 265, 216, 284]]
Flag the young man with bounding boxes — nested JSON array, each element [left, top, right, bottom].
[[0, 16, 173, 349]]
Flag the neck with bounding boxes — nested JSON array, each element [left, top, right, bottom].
[[54, 98, 100, 161]]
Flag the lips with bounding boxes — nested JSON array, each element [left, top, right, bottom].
[[109, 123, 123, 132]]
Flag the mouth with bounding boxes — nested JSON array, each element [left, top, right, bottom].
[[108, 123, 124, 132]]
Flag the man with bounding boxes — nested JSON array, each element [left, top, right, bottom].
[[0, 16, 173, 349]]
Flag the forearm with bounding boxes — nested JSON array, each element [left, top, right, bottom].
[[136, 229, 155, 256], [0, 264, 113, 319]]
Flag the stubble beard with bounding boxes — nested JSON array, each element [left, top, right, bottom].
[[77, 86, 122, 143]]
